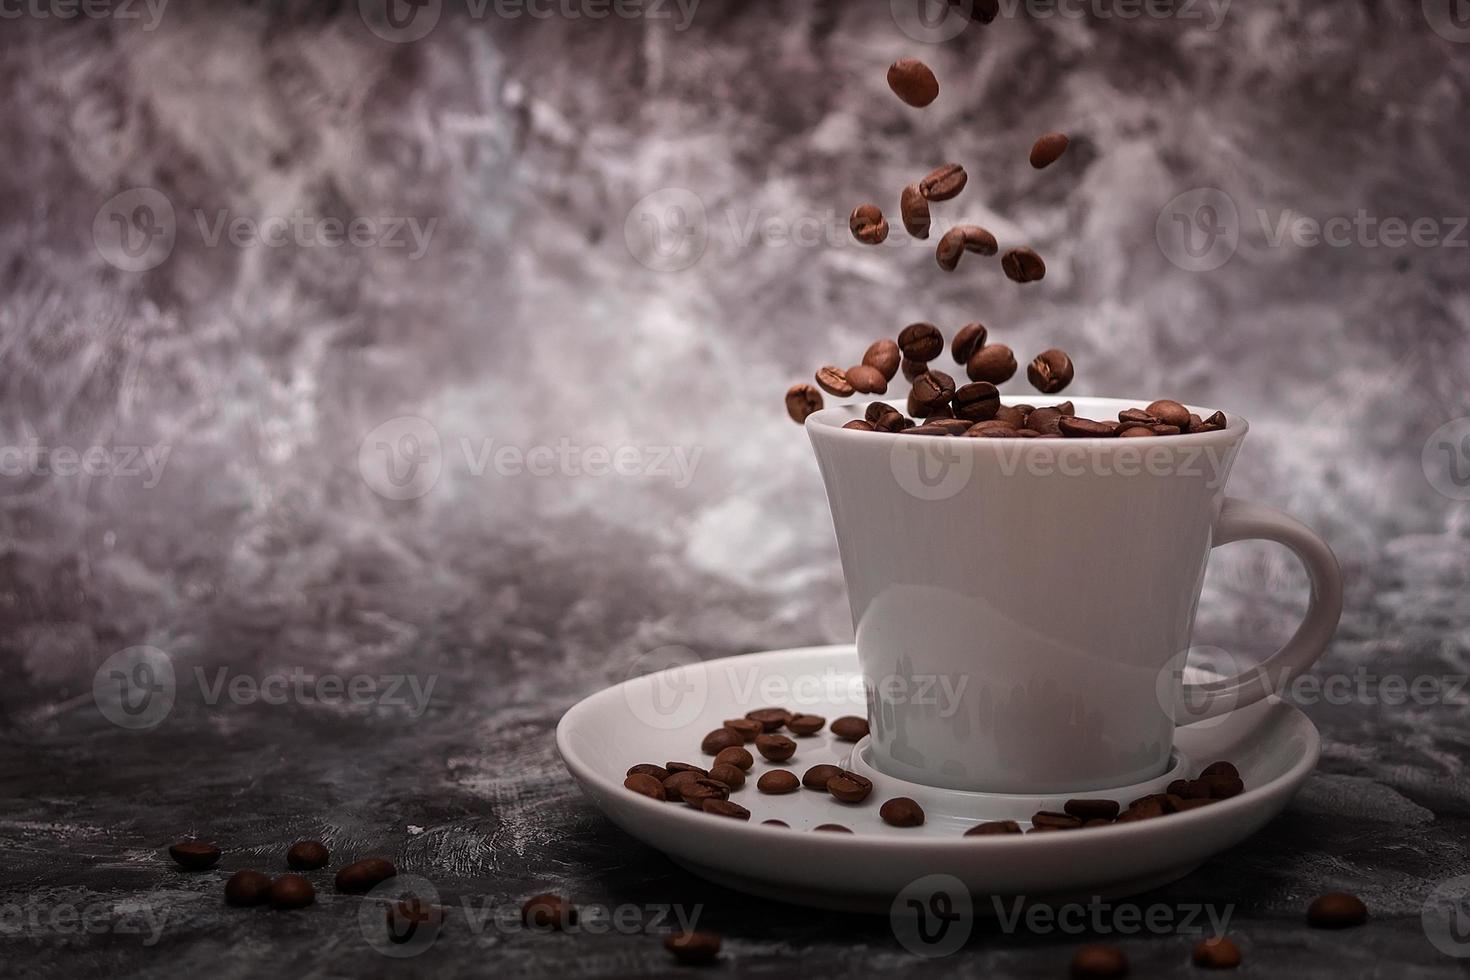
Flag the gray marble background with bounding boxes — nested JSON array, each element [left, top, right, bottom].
[[2, 2, 1469, 976]]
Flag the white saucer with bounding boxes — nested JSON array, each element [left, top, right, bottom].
[[557, 645, 1320, 912]]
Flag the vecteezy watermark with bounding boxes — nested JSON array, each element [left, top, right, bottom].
[[1155, 645, 1246, 730], [0, 441, 171, 488], [890, 0, 1229, 42], [0, 897, 170, 947], [891, 874, 973, 958], [992, 895, 1234, 937], [93, 646, 177, 730], [358, 0, 700, 43], [623, 645, 709, 731], [1422, 417, 1470, 501], [624, 187, 708, 273], [361, 875, 444, 958], [1424, 0, 1470, 43], [93, 187, 176, 272], [1156, 187, 1239, 273], [1423, 874, 1470, 958], [0, 0, 168, 30]]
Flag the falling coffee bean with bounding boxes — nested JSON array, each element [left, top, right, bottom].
[[849, 203, 889, 245], [757, 769, 800, 794], [830, 716, 869, 741], [286, 840, 330, 871], [224, 870, 273, 907], [951, 322, 988, 364], [910, 370, 956, 414], [813, 824, 853, 833], [897, 322, 944, 361], [846, 364, 888, 395], [701, 727, 746, 755], [937, 225, 998, 271], [1192, 937, 1242, 969], [1029, 132, 1070, 169], [827, 771, 873, 804], [880, 797, 925, 827], [755, 733, 797, 762], [682, 778, 730, 809], [900, 183, 931, 238], [1027, 348, 1074, 394], [625, 773, 667, 800], [628, 763, 670, 781], [1071, 944, 1128, 979], [168, 841, 221, 871], [952, 381, 1001, 422], [745, 707, 791, 731], [522, 892, 577, 930], [1001, 246, 1046, 282], [702, 799, 750, 820], [863, 339, 902, 382], [268, 874, 315, 910], [802, 764, 842, 790], [1307, 893, 1367, 929], [1145, 399, 1191, 428], [708, 763, 746, 791], [887, 58, 940, 107], [714, 746, 754, 771], [335, 858, 398, 893], [815, 365, 855, 398], [665, 930, 722, 964], [919, 163, 968, 201], [964, 820, 1022, 836], [785, 713, 826, 736], [967, 344, 1017, 384], [785, 384, 823, 424], [1063, 799, 1120, 821]]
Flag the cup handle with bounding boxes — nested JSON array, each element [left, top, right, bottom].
[[1177, 497, 1344, 723]]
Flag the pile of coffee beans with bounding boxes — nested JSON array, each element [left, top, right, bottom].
[[167, 837, 399, 917]]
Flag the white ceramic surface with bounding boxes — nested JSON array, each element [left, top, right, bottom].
[[805, 397, 1342, 794], [557, 645, 1321, 913]]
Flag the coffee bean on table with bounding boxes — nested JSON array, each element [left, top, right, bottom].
[[936, 225, 998, 271], [967, 344, 1017, 384], [1071, 943, 1128, 979], [755, 733, 797, 762], [1059, 416, 1117, 438], [708, 763, 746, 790], [920, 163, 968, 201], [965, 820, 1022, 836], [900, 183, 931, 238], [522, 893, 577, 930], [802, 764, 843, 790], [1145, 399, 1190, 428], [1027, 348, 1074, 393], [1001, 246, 1046, 282], [1029, 132, 1070, 169], [628, 763, 670, 781], [827, 771, 874, 803], [714, 746, 754, 771], [625, 773, 667, 800], [815, 365, 855, 398], [287, 840, 330, 871], [1031, 811, 1083, 830], [1192, 937, 1242, 969], [814, 824, 853, 833], [701, 728, 746, 755], [662, 771, 699, 802], [863, 339, 902, 381], [722, 718, 762, 742], [952, 382, 1001, 422], [1307, 893, 1367, 929], [702, 799, 751, 820], [682, 778, 730, 809], [335, 858, 397, 893], [849, 204, 889, 245], [785, 713, 826, 736], [951, 323, 988, 364], [898, 322, 944, 361], [1064, 799, 1120, 821], [887, 58, 940, 107], [224, 870, 273, 907], [757, 769, 800, 794], [268, 874, 315, 910], [846, 364, 888, 395], [880, 797, 925, 827], [745, 707, 791, 732], [830, 716, 869, 741], [168, 841, 221, 871], [785, 384, 823, 424], [665, 762, 708, 776]]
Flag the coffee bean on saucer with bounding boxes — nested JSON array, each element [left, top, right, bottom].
[[662, 771, 699, 802], [665, 929, 722, 964], [1064, 799, 1120, 822], [1160, 794, 1187, 813], [721, 718, 762, 742], [846, 364, 888, 395], [625, 773, 667, 800], [965, 820, 1023, 836], [850, 204, 889, 245], [786, 713, 826, 736], [786, 384, 823, 424], [1166, 778, 1190, 797], [813, 824, 853, 833], [900, 183, 931, 238], [702, 728, 746, 755], [714, 746, 754, 771], [802, 764, 843, 790], [827, 771, 874, 804], [168, 841, 221, 871], [702, 799, 751, 820], [755, 733, 797, 762], [863, 340, 902, 382], [887, 58, 939, 107], [952, 382, 1001, 422], [830, 716, 869, 741], [666, 762, 708, 776], [1031, 811, 1083, 831], [815, 365, 855, 398], [1027, 349, 1073, 394], [745, 707, 791, 732], [1145, 399, 1190, 428], [523, 892, 577, 930], [682, 778, 730, 809], [268, 874, 315, 910], [898, 322, 944, 361], [1001, 247, 1046, 282], [762, 819, 789, 828], [628, 763, 670, 781], [1029, 132, 1070, 169], [287, 840, 330, 871], [1307, 893, 1367, 929], [951, 323, 988, 364], [967, 344, 1017, 384], [1201, 774, 1244, 799], [920, 163, 968, 201], [880, 797, 925, 827], [1051, 401, 1075, 415], [224, 870, 272, 907], [708, 763, 746, 791], [1071, 943, 1128, 979], [1059, 416, 1118, 438], [932, 418, 973, 434], [757, 769, 800, 794], [335, 858, 397, 893], [1192, 937, 1242, 969], [1201, 761, 1239, 781], [1082, 819, 1113, 828], [937, 225, 998, 271], [1173, 798, 1216, 812], [1116, 797, 1165, 822]]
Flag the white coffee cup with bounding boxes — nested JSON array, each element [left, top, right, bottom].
[[806, 397, 1342, 794]]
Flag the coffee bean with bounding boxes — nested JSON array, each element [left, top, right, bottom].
[[755, 733, 797, 762], [1118, 409, 1158, 425], [1027, 348, 1074, 394], [951, 323, 988, 364], [815, 365, 855, 398], [268, 874, 315, 910], [628, 763, 670, 781], [1166, 778, 1190, 797], [625, 773, 667, 800], [168, 841, 221, 871], [900, 183, 931, 239], [1192, 937, 1242, 969], [952, 381, 1001, 422], [665, 762, 708, 776], [802, 764, 842, 790], [880, 797, 925, 827], [1186, 413, 1204, 432], [1029, 132, 1069, 169], [901, 356, 930, 381], [842, 420, 872, 433], [865, 401, 898, 424], [927, 401, 955, 419], [287, 840, 330, 871], [682, 777, 730, 809], [1200, 761, 1239, 781], [920, 163, 968, 201], [721, 718, 761, 742], [1001, 247, 1046, 283], [1307, 893, 1367, 929], [1031, 811, 1083, 830], [827, 771, 873, 803], [910, 369, 956, 413], [813, 824, 853, 833], [714, 746, 754, 771], [1200, 774, 1244, 799], [1058, 416, 1117, 438], [849, 203, 889, 245], [964, 820, 1023, 836], [786, 384, 823, 424], [745, 707, 791, 732], [783, 713, 824, 736], [1178, 779, 1213, 800], [898, 322, 944, 361], [522, 893, 577, 930], [903, 424, 950, 437], [1025, 407, 1063, 435], [1145, 399, 1190, 427], [970, 0, 1000, 21], [1159, 794, 1187, 813], [335, 858, 397, 893], [863, 340, 902, 381], [830, 716, 869, 741], [224, 870, 272, 907], [708, 763, 746, 791], [872, 409, 909, 433], [701, 728, 745, 755], [937, 225, 998, 271], [1052, 400, 1075, 415], [1116, 425, 1152, 438], [1063, 799, 1120, 821], [846, 364, 888, 395], [762, 819, 789, 828], [702, 799, 751, 820], [1071, 944, 1128, 979], [387, 899, 444, 944], [757, 769, 800, 794], [887, 58, 939, 107], [1198, 410, 1227, 431], [662, 771, 700, 802], [965, 420, 1016, 437], [966, 344, 1017, 384]]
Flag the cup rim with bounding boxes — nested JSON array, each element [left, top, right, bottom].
[[805, 394, 1247, 446]]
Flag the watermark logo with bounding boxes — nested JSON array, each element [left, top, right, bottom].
[[993, 895, 1233, 936], [889, 436, 974, 501], [1424, 0, 1470, 43], [622, 644, 708, 730], [359, 416, 443, 501], [359, 0, 442, 42], [1155, 645, 1245, 729], [0, 0, 168, 30], [890, 0, 980, 43], [92, 645, 176, 730], [1157, 187, 1239, 272], [1423, 874, 1470, 958], [0, 897, 170, 946], [361, 874, 444, 957], [624, 187, 707, 272], [93, 187, 176, 272], [891, 873, 972, 958], [1422, 417, 1470, 500]]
